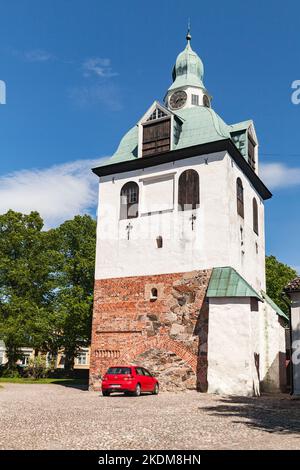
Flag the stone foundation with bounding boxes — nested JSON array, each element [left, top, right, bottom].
[[90, 270, 212, 391]]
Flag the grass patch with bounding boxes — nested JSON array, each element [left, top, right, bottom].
[[0, 377, 88, 386]]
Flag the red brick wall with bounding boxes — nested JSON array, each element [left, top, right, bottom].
[[89, 270, 212, 391]]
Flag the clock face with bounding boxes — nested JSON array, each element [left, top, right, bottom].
[[169, 90, 187, 110]]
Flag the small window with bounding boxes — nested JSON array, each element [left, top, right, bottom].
[[203, 95, 210, 108], [178, 169, 200, 211], [191, 94, 199, 106], [120, 182, 139, 220], [253, 198, 259, 235], [107, 367, 131, 375], [150, 288, 158, 301], [147, 108, 168, 121], [248, 134, 256, 171], [20, 354, 30, 367], [135, 367, 144, 376], [236, 178, 244, 218], [76, 351, 87, 365], [250, 298, 259, 312]]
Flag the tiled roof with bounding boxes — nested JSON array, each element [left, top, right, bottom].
[[285, 277, 300, 293]]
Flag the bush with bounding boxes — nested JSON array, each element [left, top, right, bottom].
[[0, 364, 22, 378], [23, 356, 49, 379]]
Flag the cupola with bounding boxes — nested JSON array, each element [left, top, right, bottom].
[[170, 30, 205, 91]]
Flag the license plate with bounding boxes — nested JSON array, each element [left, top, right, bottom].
[[110, 384, 121, 388]]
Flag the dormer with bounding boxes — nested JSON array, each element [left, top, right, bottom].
[[137, 101, 182, 158], [230, 121, 259, 174]]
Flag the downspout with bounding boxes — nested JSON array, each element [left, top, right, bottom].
[[281, 292, 293, 395]]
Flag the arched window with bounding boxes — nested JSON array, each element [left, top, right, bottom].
[[120, 182, 139, 220], [178, 169, 200, 211], [236, 178, 244, 218], [253, 198, 259, 235]]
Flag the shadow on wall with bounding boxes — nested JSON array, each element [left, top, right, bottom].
[[261, 352, 287, 393], [200, 395, 300, 435]]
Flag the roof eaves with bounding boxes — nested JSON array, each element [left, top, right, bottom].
[[207, 267, 263, 301], [261, 291, 289, 321]]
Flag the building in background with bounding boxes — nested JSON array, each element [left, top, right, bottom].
[[285, 277, 300, 396], [90, 30, 287, 395], [0, 343, 90, 371]]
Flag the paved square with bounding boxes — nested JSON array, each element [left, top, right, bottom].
[[0, 384, 299, 450]]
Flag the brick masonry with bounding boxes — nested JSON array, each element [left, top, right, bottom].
[[90, 269, 212, 391]]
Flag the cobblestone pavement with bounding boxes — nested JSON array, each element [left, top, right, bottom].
[[0, 384, 300, 450]]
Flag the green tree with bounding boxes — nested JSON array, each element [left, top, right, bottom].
[[266, 255, 297, 315], [52, 214, 96, 373], [0, 210, 58, 370]]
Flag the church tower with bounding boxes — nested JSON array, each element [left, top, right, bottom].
[[90, 31, 287, 396]]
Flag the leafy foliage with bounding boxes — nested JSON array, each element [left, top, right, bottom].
[[0, 210, 96, 372], [266, 255, 297, 315]]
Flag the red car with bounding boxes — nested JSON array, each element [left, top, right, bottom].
[[101, 365, 159, 396]]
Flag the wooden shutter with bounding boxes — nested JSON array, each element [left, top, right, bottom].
[[178, 170, 200, 211], [253, 198, 259, 235], [142, 117, 171, 157], [248, 135, 256, 171]]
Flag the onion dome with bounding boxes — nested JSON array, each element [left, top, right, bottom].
[[169, 29, 205, 91]]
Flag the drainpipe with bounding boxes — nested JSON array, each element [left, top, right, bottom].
[[281, 291, 293, 395]]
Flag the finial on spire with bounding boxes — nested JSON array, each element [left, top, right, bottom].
[[186, 18, 191, 42]]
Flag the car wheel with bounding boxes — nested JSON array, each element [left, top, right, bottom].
[[102, 391, 110, 397], [152, 383, 159, 395], [134, 384, 141, 397]]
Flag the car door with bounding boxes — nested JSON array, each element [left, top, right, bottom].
[[141, 368, 154, 392], [135, 367, 146, 391]]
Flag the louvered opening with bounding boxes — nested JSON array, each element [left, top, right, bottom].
[[142, 117, 171, 157]]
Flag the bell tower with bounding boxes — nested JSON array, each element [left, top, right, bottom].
[[164, 28, 212, 110]]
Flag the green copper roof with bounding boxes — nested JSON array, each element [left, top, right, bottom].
[[173, 107, 230, 149], [229, 120, 253, 133], [261, 291, 289, 321], [169, 37, 205, 91], [207, 267, 263, 300], [108, 126, 138, 165], [100, 105, 231, 167]]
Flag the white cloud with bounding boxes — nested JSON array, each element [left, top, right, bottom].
[[83, 58, 118, 78], [260, 163, 300, 189], [69, 82, 122, 111], [0, 158, 106, 229], [23, 49, 55, 62]]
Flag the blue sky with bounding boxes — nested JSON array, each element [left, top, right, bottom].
[[0, 0, 300, 271]]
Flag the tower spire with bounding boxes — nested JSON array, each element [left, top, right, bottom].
[[186, 19, 191, 43]]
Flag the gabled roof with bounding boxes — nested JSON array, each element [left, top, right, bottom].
[[206, 267, 263, 300], [137, 101, 176, 125]]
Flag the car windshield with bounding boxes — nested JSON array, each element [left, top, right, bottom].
[[106, 367, 131, 375]]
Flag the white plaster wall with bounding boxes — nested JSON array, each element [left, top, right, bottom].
[[207, 298, 256, 396], [95, 151, 266, 292], [207, 298, 285, 396], [290, 292, 300, 395], [225, 156, 266, 292], [260, 301, 286, 392]]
